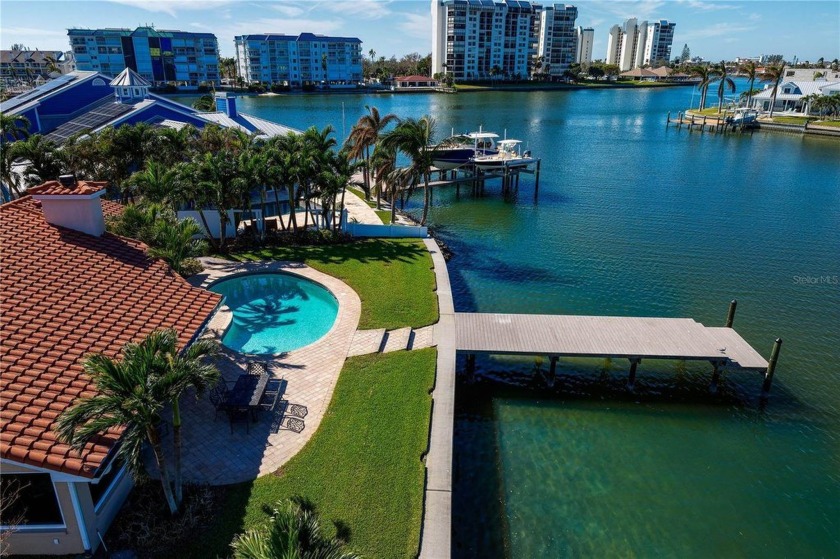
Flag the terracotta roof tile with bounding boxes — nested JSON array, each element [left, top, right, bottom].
[[0, 195, 221, 478], [29, 180, 109, 196]]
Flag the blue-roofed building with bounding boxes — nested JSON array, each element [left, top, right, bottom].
[[68, 26, 220, 89], [0, 69, 298, 146], [234, 33, 363, 88]]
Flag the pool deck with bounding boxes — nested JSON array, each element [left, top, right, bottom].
[[157, 257, 361, 484]]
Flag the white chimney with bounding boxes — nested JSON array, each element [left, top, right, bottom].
[[30, 176, 108, 236]]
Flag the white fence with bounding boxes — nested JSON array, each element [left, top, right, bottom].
[[177, 210, 236, 239], [344, 222, 428, 238]]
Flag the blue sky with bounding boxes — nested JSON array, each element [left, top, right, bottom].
[[1, 1, 838, 63]]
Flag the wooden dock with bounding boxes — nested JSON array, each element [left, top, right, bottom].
[[456, 305, 780, 396]]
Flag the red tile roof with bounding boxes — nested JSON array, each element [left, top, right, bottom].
[[29, 180, 109, 196], [396, 75, 436, 82], [0, 196, 222, 478]]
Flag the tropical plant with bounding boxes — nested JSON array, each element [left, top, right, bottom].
[[740, 61, 758, 108], [344, 106, 397, 204], [369, 142, 397, 213], [142, 329, 219, 505], [712, 61, 736, 112], [55, 334, 178, 514], [691, 65, 719, 111], [762, 64, 787, 118], [231, 499, 360, 559], [148, 217, 207, 277], [9, 134, 61, 187], [193, 94, 216, 112], [128, 161, 180, 206], [0, 112, 31, 140], [380, 115, 438, 225]]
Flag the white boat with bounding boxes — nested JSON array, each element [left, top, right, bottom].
[[471, 139, 536, 170], [726, 108, 759, 125], [432, 130, 499, 170]]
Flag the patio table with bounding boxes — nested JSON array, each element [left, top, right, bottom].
[[226, 372, 269, 422]]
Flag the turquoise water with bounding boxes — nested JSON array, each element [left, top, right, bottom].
[[209, 273, 338, 355], [188, 85, 840, 556]]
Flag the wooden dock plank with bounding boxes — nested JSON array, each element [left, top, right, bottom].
[[455, 313, 767, 370]]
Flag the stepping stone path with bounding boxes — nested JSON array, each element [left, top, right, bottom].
[[348, 325, 437, 356]]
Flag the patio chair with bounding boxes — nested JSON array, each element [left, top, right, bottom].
[[247, 361, 269, 376], [259, 378, 286, 412], [208, 381, 230, 421]]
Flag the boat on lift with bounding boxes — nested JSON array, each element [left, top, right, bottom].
[[725, 108, 759, 126], [431, 129, 499, 170], [471, 139, 536, 170]]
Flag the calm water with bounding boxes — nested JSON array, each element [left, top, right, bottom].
[[209, 272, 338, 355], [189, 84, 840, 557]]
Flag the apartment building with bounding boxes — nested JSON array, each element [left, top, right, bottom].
[[605, 18, 675, 70], [432, 0, 577, 81], [575, 26, 594, 65], [234, 33, 362, 87], [536, 4, 578, 76], [0, 50, 74, 84], [68, 27, 220, 88], [643, 20, 677, 66]]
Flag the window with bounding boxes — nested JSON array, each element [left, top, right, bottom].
[[0, 474, 64, 526], [90, 461, 125, 510]]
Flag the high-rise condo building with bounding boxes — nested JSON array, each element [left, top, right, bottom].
[[604, 18, 675, 70], [643, 20, 676, 65], [537, 4, 579, 77], [234, 33, 363, 87], [68, 27, 219, 88], [431, 0, 578, 81], [575, 26, 594, 65]]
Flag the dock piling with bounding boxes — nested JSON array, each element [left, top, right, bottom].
[[547, 356, 558, 387], [761, 338, 782, 399], [710, 361, 723, 394], [534, 159, 541, 201], [627, 358, 641, 391], [726, 299, 738, 328]]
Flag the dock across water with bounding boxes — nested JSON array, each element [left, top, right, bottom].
[[455, 302, 781, 396]]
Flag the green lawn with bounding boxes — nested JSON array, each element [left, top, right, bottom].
[[770, 115, 812, 125], [231, 239, 438, 330], [812, 119, 840, 128], [177, 349, 437, 559], [375, 209, 392, 224], [687, 107, 727, 116]]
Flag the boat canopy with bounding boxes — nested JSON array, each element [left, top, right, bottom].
[[467, 132, 499, 139], [498, 139, 522, 146]]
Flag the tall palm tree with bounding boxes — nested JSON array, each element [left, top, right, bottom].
[[300, 126, 337, 229], [740, 61, 758, 108], [762, 64, 786, 118], [129, 161, 179, 206], [691, 65, 719, 111], [0, 141, 22, 201], [144, 329, 219, 505], [380, 115, 438, 225], [55, 334, 178, 514], [345, 106, 398, 203], [369, 142, 397, 213], [713, 61, 736, 112], [231, 499, 360, 559]]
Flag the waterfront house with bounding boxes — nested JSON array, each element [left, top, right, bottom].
[[0, 179, 222, 556], [750, 80, 840, 113], [0, 69, 295, 146], [394, 75, 439, 90]]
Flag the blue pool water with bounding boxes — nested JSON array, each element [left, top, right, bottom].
[[209, 273, 338, 355]]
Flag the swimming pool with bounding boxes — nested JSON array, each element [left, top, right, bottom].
[[209, 272, 339, 355]]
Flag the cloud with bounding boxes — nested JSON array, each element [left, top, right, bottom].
[[676, 0, 736, 11], [398, 13, 431, 40], [678, 22, 756, 41], [268, 4, 306, 18], [747, 12, 762, 21], [1, 26, 67, 37], [585, 1, 666, 22], [104, 0, 235, 17], [317, 0, 394, 20]]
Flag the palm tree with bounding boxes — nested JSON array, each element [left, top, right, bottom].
[[10, 134, 61, 187], [192, 94, 216, 112], [0, 141, 22, 202], [344, 106, 397, 203], [143, 329, 219, 505], [148, 218, 206, 277], [0, 113, 31, 140], [55, 334, 179, 514], [193, 150, 247, 251], [129, 161, 179, 206], [762, 64, 786, 118], [740, 61, 758, 108], [691, 65, 719, 111], [380, 115, 438, 225], [369, 142, 397, 213], [231, 499, 360, 559], [712, 61, 736, 112], [300, 126, 337, 230]]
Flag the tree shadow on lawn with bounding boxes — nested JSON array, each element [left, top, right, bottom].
[[240, 238, 430, 267]]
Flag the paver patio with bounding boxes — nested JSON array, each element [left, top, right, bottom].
[[155, 258, 361, 485]]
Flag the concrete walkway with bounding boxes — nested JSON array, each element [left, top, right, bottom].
[[419, 238, 457, 559], [158, 258, 361, 484], [347, 325, 436, 356], [342, 185, 382, 225]]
